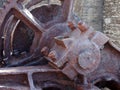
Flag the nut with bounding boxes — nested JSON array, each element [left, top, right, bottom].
[[48, 50, 57, 61], [78, 21, 88, 32], [41, 46, 49, 56], [68, 21, 76, 31]]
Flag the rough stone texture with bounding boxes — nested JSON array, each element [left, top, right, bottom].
[[103, 0, 120, 48], [74, 0, 104, 32]]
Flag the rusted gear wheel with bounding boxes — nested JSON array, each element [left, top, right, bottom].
[[0, 1, 80, 90], [0, 0, 75, 66]]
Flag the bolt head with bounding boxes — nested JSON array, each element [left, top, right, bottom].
[[41, 47, 49, 56], [48, 50, 57, 61]]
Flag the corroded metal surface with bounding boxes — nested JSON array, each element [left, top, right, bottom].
[[0, 0, 120, 90]]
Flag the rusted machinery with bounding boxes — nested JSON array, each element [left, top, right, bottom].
[[0, 0, 120, 90]]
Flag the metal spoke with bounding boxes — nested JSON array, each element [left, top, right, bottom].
[[12, 7, 45, 53], [13, 7, 44, 34]]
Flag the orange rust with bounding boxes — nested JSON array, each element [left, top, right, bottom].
[[68, 21, 76, 30], [78, 22, 88, 32]]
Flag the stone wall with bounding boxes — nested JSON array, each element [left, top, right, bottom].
[[103, 0, 120, 48], [74, 0, 104, 32]]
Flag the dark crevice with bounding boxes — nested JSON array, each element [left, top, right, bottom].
[[43, 87, 61, 90], [95, 80, 120, 90]]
